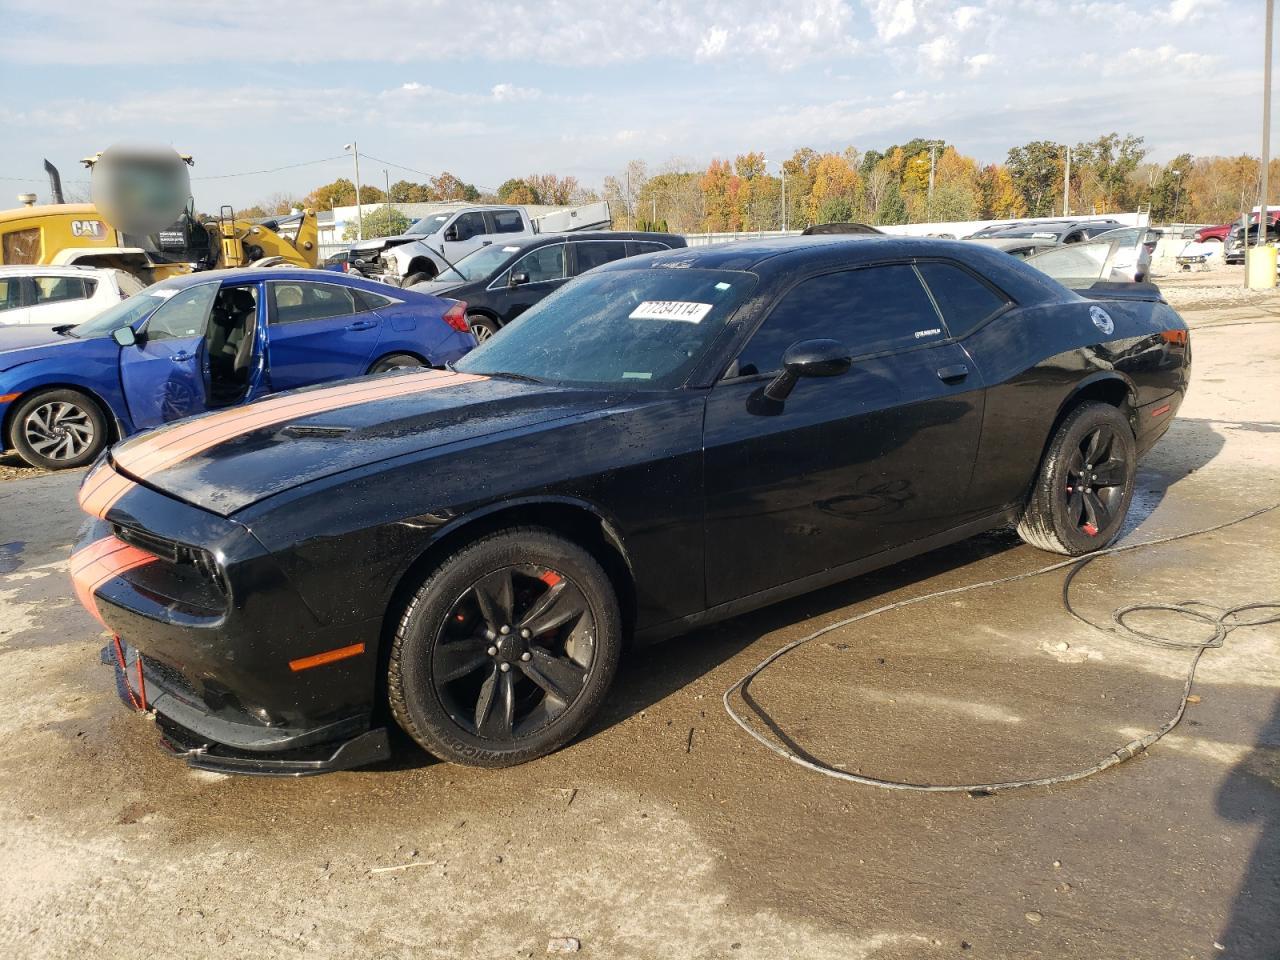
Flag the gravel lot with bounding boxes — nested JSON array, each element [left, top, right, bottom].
[[1, 267, 1277, 959]]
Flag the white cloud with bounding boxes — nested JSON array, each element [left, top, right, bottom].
[[918, 35, 959, 69], [1104, 44, 1218, 75], [1168, 0, 1222, 23], [964, 52, 996, 75], [491, 83, 541, 102], [697, 26, 729, 59], [951, 4, 982, 29], [865, 0, 917, 41]]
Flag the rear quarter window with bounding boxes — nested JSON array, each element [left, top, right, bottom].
[[915, 262, 1011, 338]]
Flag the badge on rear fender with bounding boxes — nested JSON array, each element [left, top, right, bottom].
[[1090, 306, 1114, 335]]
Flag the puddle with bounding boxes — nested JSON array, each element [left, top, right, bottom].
[[0, 542, 26, 575]]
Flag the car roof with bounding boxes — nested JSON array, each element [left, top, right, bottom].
[[151, 266, 401, 290], [593, 234, 1073, 307], [482, 231, 684, 251], [0, 263, 112, 276]]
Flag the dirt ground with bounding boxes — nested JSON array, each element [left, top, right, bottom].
[[1, 266, 1277, 960]]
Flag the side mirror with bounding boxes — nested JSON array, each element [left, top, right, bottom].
[[112, 326, 137, 347], [444, 225, 459, 242], [763, 338, 851, 402], [508, 272, 529, 288]]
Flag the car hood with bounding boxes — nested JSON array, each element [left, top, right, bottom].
[[0, 326, 90, 372], [106, 370, 627, 517], [349, 233, 428, 255], [406, 279, 467, 296]]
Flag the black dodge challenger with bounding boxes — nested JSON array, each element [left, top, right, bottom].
[[72, 237, 1190, 775]]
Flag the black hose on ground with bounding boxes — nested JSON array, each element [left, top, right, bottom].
[[723, 504, 1280, 793]]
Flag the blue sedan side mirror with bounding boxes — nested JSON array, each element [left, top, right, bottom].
[[112, 326, 137, 347]]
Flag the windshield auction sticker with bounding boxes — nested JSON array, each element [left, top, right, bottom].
[[629, 301, 713, 323]]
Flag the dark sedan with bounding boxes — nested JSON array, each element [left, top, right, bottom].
[[73, 237, 1190, 775], [409, 231, 685, 341]]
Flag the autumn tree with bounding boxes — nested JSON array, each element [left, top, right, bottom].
[[806, 152, 862, 224], [497, 178, 539, 204], [977, 164, 1026, 219], [1071, 133, 1147, 213], [305, 177, 357, 210]]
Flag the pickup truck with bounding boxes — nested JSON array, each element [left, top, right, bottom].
[[1194, 209, 1280, 245], [348, 202, 612, 286]]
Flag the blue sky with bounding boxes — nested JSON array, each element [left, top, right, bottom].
[[0, 0, 1261, 209]]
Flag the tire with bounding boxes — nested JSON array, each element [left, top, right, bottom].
[[402, 271, 433, 288], [369, 353, 426, 374], [388, 527, 623, 767], [9, 389, 108, 470], [468, 314, 501, 342], [1017, 402, 1137, 556]]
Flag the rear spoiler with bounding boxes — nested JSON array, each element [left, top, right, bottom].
[[1073, 281, 1165, 304]]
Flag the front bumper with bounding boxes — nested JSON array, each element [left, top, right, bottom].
[[73, 476, 391, 776], [105, 641, 389, 775]]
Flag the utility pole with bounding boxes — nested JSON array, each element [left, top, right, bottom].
[[384, 169, 392, 226], [344, 142, 363, 241], [926, 141, 940, 221], [1260, 0, 1273, 250], [1063, 145, 1072, 218]]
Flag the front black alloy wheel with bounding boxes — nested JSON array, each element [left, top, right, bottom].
[[1017, 401, 1137, 555], [388, 528, 622, 766]]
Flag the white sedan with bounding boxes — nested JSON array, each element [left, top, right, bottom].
[[0, 265, 145, 327]]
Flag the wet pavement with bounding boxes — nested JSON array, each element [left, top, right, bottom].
[[1, 273, 1277, 959]]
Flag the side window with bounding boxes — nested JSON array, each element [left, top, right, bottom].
[[915, 262, 1010, 338], [0, 278, 30, 312], [451, 212, 487, 241], [491, 210, 524, 234], [269, 281, 358, 324], [144, 283, 220, 341], [33, 276, 89, 303], [571, 240, 629, 275], [734, 264, 943, 377], [511, 244, 565, 283], [1, 228, 40, 264], [632, 241, 670, 255], [353, 288, 395, 312]]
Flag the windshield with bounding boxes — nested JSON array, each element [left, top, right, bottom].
[[436, 243, 523, 282], [68, 284, 178, 338], [455, 268, 757, 389], [407, 213, 452, 235]]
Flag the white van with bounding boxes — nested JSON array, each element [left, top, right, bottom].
[[0, 265, 145, 327]]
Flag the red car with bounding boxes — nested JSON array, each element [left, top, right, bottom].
[[1195, 210, 1280, 244]]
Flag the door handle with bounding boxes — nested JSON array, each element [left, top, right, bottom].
[[936, 363, 968, 383], [345, 319, 378, 331], [171, 351, 194, 362]]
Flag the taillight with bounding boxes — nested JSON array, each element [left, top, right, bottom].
[[442, 300, 469, 334]]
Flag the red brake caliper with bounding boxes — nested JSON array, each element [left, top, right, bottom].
[[111, 634, 148, 712]]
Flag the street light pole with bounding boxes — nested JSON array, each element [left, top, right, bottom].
[[926, 141, 940, 221], [765, 158, 787, 231], [344, 142, 363, 241], [1171, 169, 1183, 224]]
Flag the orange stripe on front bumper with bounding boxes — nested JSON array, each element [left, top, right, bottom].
[[288, 642, 366, 672], [69, 536, 158, 625]]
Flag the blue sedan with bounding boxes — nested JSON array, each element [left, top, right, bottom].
[[0, 267, 476, 469]]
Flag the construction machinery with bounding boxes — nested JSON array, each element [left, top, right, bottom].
[[0, 153, 319, 286]]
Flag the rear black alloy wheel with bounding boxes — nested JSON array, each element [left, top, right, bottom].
[[389, 528, 622, 766], [10, 389, 108, 470], [1017, 401, 1137, 555]]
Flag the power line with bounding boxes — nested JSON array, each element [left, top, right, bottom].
[[191, 155, 348, 180], [360, 152, 495, 194]]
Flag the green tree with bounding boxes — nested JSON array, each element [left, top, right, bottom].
[[306, 177, 357, 210], [344, 205, 410, 241], [878, 183, 908, 225], [1147, 153, 1193, 222], [389, 179, 438, 202], [1071, 133, 1148, 212], [1006, 141, 1065, 217]]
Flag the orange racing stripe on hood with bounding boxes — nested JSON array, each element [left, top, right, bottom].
[[69, 536, 158, 625], [77, 370, 487, 520]]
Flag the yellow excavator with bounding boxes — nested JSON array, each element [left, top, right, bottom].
[[0, 154, 319, 285]]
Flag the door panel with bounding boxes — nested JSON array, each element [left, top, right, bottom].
[[266, 280, 384, 390], [487, 243, 567, 324], [119, 282, 220, 428], [703, 343, 985, 605]]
